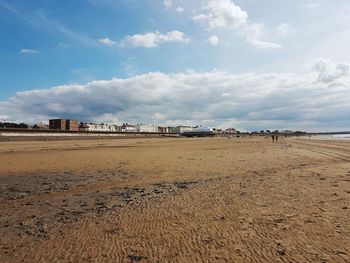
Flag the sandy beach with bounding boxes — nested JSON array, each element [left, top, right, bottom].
[[0, 136, 349, 262]]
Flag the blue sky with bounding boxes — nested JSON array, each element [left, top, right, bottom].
[[1, 0, 350, 131]]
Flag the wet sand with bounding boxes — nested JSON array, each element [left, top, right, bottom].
[[0, 137, 349, 262]]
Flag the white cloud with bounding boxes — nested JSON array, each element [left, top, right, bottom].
[[123, 30, 189, 48], [164, 0, 172, 8], [277, 23, 289, 36], [248, 40, 282, 50], [193, 0, 282, 50], [99, 38, 117, 46], [1, 58, 350, 131], [208, 35, 219, 46], [312, 58, 349, 83], [243, 23, 282, 50], [20, 49, 39, 54], [176, 6, 184, 13], [193, 0, 248, 30]]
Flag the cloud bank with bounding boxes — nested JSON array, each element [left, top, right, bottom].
[[1, 58, 349, 131]]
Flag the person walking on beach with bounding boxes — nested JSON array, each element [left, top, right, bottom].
[[276, 135, 278, 142], [272, 135, 275, 142]]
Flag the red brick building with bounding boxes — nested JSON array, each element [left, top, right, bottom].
[[49, 119, 79, 131], [65, 119, 79, 131]]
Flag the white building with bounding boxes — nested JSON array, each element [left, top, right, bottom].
[[79, 123, 116, 132], [166, 126, 193, 133], [121, 124, 137, 132], [137, 124, 159, 133]]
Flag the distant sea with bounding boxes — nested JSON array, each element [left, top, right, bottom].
[[329, 134, 350, 139], [307, 134, 350, 140]]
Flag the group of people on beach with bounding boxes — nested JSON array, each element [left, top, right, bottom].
[[271, 135, 278, 142]]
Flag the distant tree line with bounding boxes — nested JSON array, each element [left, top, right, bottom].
[[0, 122, 29, 129]]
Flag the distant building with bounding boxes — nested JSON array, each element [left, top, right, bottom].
[[225, 128, 237, 134], [137, 124, 159, 133], [79, 123, 117, 132], [166, 126, 193, 134], [66, 119, 79, 131], [78, 122, 89, 131], [121, 124, 137, 132], [158, 126, 168, 133], [114, 125, 123, 132], [49, 119, 79, 131]]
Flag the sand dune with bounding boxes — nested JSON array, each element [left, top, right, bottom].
[[0, 137, 349, 262]]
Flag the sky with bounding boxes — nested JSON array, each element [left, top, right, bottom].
[[0, 0, 350, 131]]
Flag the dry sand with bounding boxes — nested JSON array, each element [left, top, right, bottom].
[[0, 136, 349, 262]]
